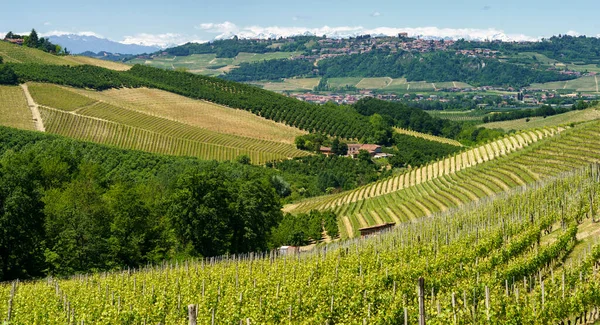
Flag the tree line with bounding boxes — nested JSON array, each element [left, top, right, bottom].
[[160, 36, 321, 58], [0, 126, 345, 281], [453, 35, 600, 65], [219, 51, 576, 87], [223, 58, 316, 81], [4, 29, 66, 54], [353, 97, 504, 145]]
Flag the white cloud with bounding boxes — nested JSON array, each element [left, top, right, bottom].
[[197, 22, 541, 42], [371, 12, 381, 17], [565, 30, 580, 36], [121, 33, 206, 48], [41, 30, 104, 38], [43, 22, 52, 26], [197, 21, 238, 34]]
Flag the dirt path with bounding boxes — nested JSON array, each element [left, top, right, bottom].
[[20, 84, 45, 132]]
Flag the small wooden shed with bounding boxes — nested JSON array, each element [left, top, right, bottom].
[[359, 222, 396, 237]]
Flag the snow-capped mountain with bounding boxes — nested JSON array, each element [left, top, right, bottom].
[[47, 34, 161, 55]]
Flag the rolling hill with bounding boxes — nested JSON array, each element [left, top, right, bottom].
[[0, 41, 130, 70], [286, 122, 600, 237], [3, 161, 600, 324], [22, 82, 309, 164]]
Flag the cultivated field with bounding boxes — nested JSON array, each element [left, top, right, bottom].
[[481, 107, 600, 131], [283, 123, 600, 238], [327, 77, 363, 89], [67, 87, 307, 144], [28, 83, 97, 111], [355, 77, 392, 89], [427, 109, 484, 122], [65, 56, 131, 71], [127, 52, 301, 75], [0, 85, 34, 130], [394, 127, 464, 147], [4, 164, 600, 324], [25, 83, 309, 163], [530, 75, 599, 92]]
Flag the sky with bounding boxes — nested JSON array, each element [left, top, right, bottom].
[[1, 0, 599, 47]]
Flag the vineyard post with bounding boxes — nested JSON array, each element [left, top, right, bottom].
[[404, 307, 408, 325], [562, 273, 565, 299], [485, 286, 490, 322], [7, 281, 16, 323], [418, 277, 426, 325], [452, 292, 457, 325], [541, 281, 545, 309]]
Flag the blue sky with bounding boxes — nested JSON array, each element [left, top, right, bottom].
[[2, 0, 599, 47]]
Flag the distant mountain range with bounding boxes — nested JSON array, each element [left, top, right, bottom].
[[48, 34, 160, 55]]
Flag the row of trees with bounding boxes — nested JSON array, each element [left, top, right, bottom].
[[5, 29, 66, 54]]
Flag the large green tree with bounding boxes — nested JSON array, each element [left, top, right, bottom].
[[0, 151, 45, 280]]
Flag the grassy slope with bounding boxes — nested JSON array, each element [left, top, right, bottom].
[[26, 83, 309, 163], [0, 85, 34, 130], [67, 87, 307, 144], [0, 41, 130, 70], [481, 107, 600, 131]]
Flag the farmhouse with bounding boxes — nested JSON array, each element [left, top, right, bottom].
[[359, 222, 396, 237], [4, 38, 23, 45], [347, 144, 382, 158]]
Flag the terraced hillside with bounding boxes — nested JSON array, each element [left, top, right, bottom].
[[286, 128, 561, 213], [287, 123, 600, 237], [27, 83, 310, 163], [0, 85, 34, 130], [394, 127, 464, 147], [0, 41, 130, 70]]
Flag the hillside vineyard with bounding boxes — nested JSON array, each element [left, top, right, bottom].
[[3, 165, 600, 324], [1, 36, 600, 325]]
